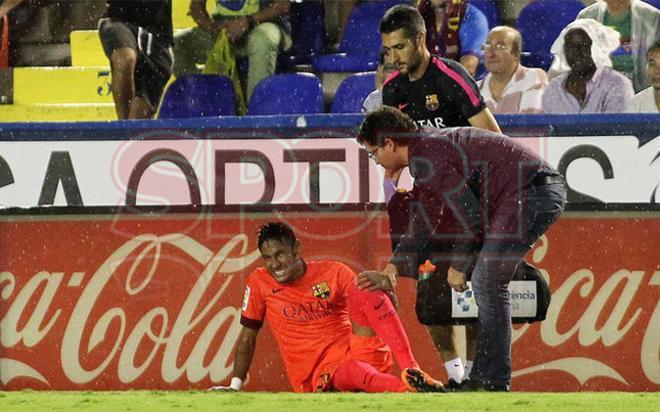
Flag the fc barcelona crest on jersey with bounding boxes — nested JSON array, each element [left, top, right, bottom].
[[312, 282, 331, 300], [425, 94, 440, 111]]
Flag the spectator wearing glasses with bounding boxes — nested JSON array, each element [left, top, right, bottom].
[[542, 19, 634, 114], [478, 26, 548, 114]]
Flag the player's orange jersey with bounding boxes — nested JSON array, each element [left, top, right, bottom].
[[241, 260, 382, 392]]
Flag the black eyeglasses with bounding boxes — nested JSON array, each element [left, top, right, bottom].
[[366, 147, 379, 161]]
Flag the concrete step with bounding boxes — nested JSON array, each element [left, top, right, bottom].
[[0, 103, 116, 122], [13, 66, 113, 105]]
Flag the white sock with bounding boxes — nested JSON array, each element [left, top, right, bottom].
[[444, 357, 465, 382], [464, 360, 474, 380]]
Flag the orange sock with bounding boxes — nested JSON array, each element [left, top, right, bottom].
[[347, 284, 419, 370]]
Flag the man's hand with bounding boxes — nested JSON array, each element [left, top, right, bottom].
[[224, 17, 250, 42], [357, 263, 398, 291], [357, 270, 393, 291], [203, 20, 226, 38], [447, 266, 468, 292]]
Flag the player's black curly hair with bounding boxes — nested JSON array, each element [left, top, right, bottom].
[[357, 106, 419, 147], [257, 222, 297, 250]]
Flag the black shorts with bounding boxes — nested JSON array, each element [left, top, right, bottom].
[[98, 17, 173, 108]]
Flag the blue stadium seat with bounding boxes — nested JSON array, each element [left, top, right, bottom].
[[469, 0, 500, 29], [313, 1, 404, 72], [516, 0, 585, 71], [248, 73, 324, 115], [158, 74, 236, 118], [331, 72, 377, 113]]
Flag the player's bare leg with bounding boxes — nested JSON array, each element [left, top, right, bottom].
[[109, 47, 137, 120]]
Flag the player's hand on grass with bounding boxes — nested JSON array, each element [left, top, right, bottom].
[[447, 266, 468, 292], [208, 377, 243, 391], [208, 385, 237, 391]]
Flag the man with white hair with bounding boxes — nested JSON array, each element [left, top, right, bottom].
[[577, 0, 660, 93], [478, 26, 548, 114], [542, 19, 634, 113]]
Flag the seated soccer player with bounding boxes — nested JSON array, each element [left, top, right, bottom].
[[212, 222, 444, 393]]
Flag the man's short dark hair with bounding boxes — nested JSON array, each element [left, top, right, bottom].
[[258, 222, 297, 250], [357, 106, 419, 147], [648, 40, 660, 59], [380, 4, 426, 39]]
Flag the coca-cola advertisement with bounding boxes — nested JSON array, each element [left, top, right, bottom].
[[0, 211, 658, 391]]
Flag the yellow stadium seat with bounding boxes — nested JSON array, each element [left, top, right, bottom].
[[0, 103, 116, 122], [13, 67, 114, 105]]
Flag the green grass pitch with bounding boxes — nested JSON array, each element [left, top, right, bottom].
[[0, 391, 658, 411]]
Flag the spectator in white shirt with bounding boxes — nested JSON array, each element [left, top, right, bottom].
[[478, 26, 548, 114]]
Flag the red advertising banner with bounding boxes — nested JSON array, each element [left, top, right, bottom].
[[0, 211, 658, 391]]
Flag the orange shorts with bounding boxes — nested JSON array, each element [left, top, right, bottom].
[[312, 334, 394, 392], [350, 333, 393, 373]]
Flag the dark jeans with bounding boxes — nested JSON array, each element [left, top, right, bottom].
[[469, 182, 567, 386]]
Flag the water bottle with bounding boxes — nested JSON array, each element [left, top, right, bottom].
[[418, 260, 436, 281]]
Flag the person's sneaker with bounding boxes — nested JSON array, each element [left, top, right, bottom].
[[401, 368, 446, 392], [445, 378, 463, 391], [459, 379, 510, 392]]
